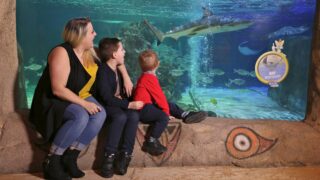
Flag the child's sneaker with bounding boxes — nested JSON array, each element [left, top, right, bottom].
[[183, 111, 208, 124], [142, 138, 167, 156]]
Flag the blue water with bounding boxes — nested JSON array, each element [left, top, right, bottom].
[[17, 0, 317, 121]]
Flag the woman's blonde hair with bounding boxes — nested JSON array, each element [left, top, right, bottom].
[[63, 17, 96, 67], [138, 49, 159, 72]]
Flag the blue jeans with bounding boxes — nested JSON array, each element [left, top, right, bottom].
[[50, 96, 106, 155], [104, 106, 140, 155], [139, 102, 184, 138]]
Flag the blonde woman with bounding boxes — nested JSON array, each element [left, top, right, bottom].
[[29, 17, 132, 180]]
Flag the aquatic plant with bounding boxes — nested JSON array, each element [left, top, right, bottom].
[[188, 90, 201, 111], [210, 98, 218, 106], [117, 21, 191, 102], [117, 21, 156, 82]]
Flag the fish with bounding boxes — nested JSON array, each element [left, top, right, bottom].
[[268, 26, 309, 39], [233, 69, 250, 76], [249, 71, 256, 78], [233, 69, 256, 78], [225, 78, 245, 87], [208, 68, 225, 77], [93, 19, 126, 24], [201, 77, 214, 84], [169, 69, 185, 77], [144, 7, 253, 45], [238, 41, 261, 55], [24, 64, 42, 71], [230, 78, 245, 86]]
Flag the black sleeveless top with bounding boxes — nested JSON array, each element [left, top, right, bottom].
[[29, 42, 91, 142]]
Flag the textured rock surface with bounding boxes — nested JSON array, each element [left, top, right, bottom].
[[305, 4, 320, 131], [0, 0, 18, 114], [1, 112, 320, 173]]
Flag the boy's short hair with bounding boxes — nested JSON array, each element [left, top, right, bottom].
[[139, 49, 159, 72], [98, 37, 121, 62]]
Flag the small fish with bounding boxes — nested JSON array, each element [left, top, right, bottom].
[[250, 71, 256, 78], [208, 69, 225, 77], [93, 19, 126, 24], [233, 69, 250, 76], [25, 64, 42, 71], [226, 78, 245, 87], [170, 69, 184, 77], [201, 77, 213, 84], [231, 78, 245, 86]]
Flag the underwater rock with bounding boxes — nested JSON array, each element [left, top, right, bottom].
[[207, 111, 217, 117]]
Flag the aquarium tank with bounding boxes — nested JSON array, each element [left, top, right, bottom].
[[16, 0, 317, 121]]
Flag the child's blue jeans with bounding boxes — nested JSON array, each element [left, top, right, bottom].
[[139, 102, 184, 138]]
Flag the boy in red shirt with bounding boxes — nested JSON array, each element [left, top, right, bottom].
[[134, 49, 208, 156]]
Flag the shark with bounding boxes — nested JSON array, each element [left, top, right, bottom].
[[144, 7, 253, 45]]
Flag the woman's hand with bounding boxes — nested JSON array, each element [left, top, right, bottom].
[[82, 101, 102, 115], [128, 101, 144, 110]]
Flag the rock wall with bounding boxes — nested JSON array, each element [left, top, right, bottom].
[[0, 0, 18, 153], [305, 3, 320, 131], [0, 0, 18, 115], [1, 112, 320, 174]]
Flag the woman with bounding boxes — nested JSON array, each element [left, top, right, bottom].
[[29, 17, 132, 180]]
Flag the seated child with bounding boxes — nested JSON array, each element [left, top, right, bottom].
[[134, 49, 208, 156], [95, 37, 144, 178]]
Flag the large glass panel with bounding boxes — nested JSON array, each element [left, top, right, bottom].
[[17, 0, 317, 121]]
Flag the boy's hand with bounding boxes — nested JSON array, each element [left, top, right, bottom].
[[128, 101, 144, 110], [123, 77, 133, 96], [169, 116, 175, 120], [118, 64, 133, 96]]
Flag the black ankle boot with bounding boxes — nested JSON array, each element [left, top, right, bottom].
[[115, 152, 132, 175], [101, 153, 115, 178], [62, 148, 85, 178], [142, 137, 167, 156], [43, 154, 71, 180]]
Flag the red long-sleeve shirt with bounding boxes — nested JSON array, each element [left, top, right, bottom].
[[134, 73, 170, 116]]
